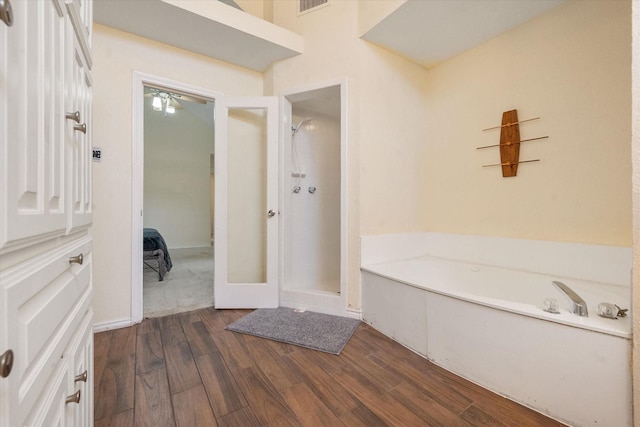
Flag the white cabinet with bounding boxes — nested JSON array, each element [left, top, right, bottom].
[[0, 0, 94, 425], [1, 0, 69, 247], [68, 27, 93, 232]]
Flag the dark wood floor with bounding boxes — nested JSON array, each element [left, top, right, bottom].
[[94, 307, 565, 426]]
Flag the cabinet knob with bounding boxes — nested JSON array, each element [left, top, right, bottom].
[[74, 370, 88, 383], [69, 253, 83, 265], [0, 349, 14, 378], [65, 111, 81, 123], [73, 123, 87, 134], [65, 390, 81, 405], [0, 0, 13, 27]]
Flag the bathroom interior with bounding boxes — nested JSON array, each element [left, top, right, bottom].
[[89, 1, 637, 426]]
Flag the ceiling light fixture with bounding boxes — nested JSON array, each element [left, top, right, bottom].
[[149, 91, 176, 117], [152, 95, 162, 111]]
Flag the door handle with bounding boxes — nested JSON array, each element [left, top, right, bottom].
[[74, 370, 88, 383], [74, 123, 87, 134], [267, 210, 276, 218], [65, 111, 81, 123], [69, 253, 83, 265], [0, 0, 13, 27], [0, 349, 13, 378], [65, 390, 81, 404]]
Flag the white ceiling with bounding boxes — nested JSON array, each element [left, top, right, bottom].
[[362, 0, 566, 69]]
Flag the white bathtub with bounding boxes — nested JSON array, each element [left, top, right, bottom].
[[360, 233, 632, 427]]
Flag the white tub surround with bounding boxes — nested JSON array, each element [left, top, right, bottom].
[[361, 233, 632, 427]]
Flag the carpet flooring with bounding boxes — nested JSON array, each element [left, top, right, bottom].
[[143, 247, 214, 318]]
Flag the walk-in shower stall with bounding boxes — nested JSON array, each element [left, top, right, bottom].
[[281, 83, 346, 315]]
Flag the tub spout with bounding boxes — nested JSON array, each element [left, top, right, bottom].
[[552, 281, 588, 317]]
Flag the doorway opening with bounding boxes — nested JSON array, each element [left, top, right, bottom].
[[142, 85, 215, 317], [132, 72, 220, 322]]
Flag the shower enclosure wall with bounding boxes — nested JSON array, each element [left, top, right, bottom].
[[281, 83, 345, 316]]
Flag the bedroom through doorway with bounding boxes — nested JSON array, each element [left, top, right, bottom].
[[141, 84, 216, 318]]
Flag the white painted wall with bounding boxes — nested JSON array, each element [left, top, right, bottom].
[[143, 99, 214, 249], [421, 0, 631, 247], [287, 111, 341, 292], [92, 24, 263, 326]]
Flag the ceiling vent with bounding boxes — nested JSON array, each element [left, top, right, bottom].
[[298, 0, 329, 15]]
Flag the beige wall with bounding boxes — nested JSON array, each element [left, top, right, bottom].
[[92, 24, 263, 325], [235, 0, 265, 20], [422, 0, 632, 246]]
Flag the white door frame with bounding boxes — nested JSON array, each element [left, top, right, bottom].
[[131, 71, 221, 324]]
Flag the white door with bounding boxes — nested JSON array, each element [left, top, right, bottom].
[[214, 97, 279, 308]]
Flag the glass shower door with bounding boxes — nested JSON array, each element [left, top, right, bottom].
[[214, 97, 279, 308]]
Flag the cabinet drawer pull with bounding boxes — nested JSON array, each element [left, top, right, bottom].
[[74, 370, 88, 383], [73, 123, 87, 134], [0, 349, 14, 378], [65, 111, 80, 123], [69, 253, 83, 265], [0, 0, 13, 27], [65, 390, 81, 405]]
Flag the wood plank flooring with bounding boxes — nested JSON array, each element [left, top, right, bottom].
[[94, 307, 565, 426]]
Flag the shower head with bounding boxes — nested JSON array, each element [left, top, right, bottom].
[[292, 117, 312, 134]]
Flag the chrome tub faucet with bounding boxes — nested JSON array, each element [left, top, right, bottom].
[[552, 281, 589, 317]]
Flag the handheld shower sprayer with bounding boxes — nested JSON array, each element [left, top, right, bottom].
[[291, 117, 312, 189], [292, 117, 312, 134]]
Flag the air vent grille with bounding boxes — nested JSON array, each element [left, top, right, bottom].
[[299, 0, 328, 14]]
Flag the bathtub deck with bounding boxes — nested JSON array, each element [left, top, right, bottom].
[[94, 307, 565, 426], [362, 255, 631, 338]]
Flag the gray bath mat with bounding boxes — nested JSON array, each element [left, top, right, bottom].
[[225, 307, 360, 355]]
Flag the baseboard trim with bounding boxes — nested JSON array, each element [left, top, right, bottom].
[[346, 307, 362, 320], [93, 317, 136, 333]]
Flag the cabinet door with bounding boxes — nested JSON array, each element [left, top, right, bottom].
[[66, 311, 93, 427], [65, 0, 92, 62], [0, 0, 69, 249], [25, 360, 70, 427], [66, 37, 92, 233], [0, 238, 92, 426]]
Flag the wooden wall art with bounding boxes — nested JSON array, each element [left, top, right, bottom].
[[478, 109, 547, 177]]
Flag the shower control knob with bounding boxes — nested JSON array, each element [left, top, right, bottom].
[[267, 209, 276, 218]]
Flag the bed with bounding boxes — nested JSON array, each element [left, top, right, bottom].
[[143, 228, 173, 281]]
